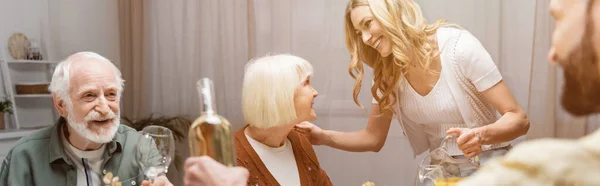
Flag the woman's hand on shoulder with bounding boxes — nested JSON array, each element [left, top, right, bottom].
[[295, 121, 328, 146]]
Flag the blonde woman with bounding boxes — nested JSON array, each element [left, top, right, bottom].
[[296, 0, 529, 176], [234, 54, 332, 186]]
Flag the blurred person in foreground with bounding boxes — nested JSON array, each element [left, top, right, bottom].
[[458, 0, 600, 185]]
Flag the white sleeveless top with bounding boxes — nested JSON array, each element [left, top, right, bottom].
[[399, 69, 466, 155], [372, 27, 511, 157]]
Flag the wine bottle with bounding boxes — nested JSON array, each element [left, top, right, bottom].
[[188, 78, 235, 166]]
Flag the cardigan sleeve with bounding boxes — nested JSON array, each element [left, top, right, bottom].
[[455, 30, 503, 92]]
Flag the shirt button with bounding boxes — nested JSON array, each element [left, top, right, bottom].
[[131, 181, 136, 185], [102, 170, 107, 174]]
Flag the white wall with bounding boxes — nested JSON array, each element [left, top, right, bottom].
[[0, 0, 49, 59], [49, 0, 120, 66], [499, 0, 537, 111], [0, 0, 120, 66]]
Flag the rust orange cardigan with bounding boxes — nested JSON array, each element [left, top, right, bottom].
[[234, 125, 333, 186]]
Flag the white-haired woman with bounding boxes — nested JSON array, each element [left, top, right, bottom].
[[234, 54, 332, 186]]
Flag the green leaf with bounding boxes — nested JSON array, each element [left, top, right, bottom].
[[0, 97, 13, 114]]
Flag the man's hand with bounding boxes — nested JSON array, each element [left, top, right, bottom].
[[184, 156, 249, 186], [141, 175, 173, 186]]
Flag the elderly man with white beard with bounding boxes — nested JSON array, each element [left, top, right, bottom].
[[0, 52, 172, 186]]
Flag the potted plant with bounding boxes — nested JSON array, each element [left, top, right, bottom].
[[0, 98, 13, 130]]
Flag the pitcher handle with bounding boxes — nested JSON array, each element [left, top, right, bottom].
[[438, 134, 481, 167]]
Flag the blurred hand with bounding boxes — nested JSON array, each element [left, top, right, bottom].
[[141, 176, 173, 186], [184, 156, 249, 186], [295, 121, 327, 145], [446, 128, 483, 158]]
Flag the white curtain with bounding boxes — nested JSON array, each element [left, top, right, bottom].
[[143, 1, 248, 185], [145, 0, 248, 127], [141, 0, 599, 185]]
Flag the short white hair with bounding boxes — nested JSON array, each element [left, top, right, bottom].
[[48, 52, 125, 102], [242, 54, 314, 128]]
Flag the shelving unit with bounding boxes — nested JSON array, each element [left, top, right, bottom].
[[1, 22, 59, 132], [0, 128, 40, 140], [0, 0, 61, 161], [14, 94, 52, 98], [0, 56, 58, 131], [6, 60, 56, 64]]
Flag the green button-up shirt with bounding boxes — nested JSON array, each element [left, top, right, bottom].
[[0, 121, 146, 186]]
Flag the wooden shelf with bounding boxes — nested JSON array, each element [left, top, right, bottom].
[[14, 94, 52, 98], [0, 128, 45, 140], [5, 60, 57, 64]]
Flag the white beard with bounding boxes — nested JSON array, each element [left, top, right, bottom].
[[66, 104, 120, 144]]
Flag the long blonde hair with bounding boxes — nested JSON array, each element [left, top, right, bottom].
[[345, 0, 453, 114]]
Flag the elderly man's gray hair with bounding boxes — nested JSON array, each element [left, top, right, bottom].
[[48, 52, 125, 102]]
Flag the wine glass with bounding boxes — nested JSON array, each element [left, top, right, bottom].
[[136, 126, 175, 183]]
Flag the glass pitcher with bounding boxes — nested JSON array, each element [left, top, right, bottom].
[[416, 134, 481, 186]]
